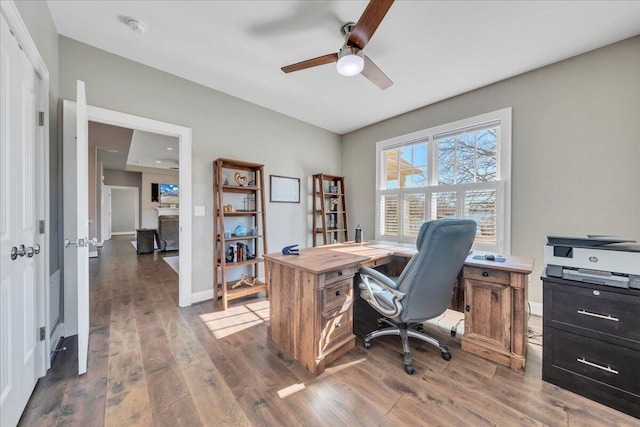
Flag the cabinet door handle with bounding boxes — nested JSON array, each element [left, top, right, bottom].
[[482, 271, 489, 277], [337, 270, 343, 277], [335, 290, 341, 296], [577, 309, 619, 322], [335, 322, 341, 328], [577, 357, 618, 374]]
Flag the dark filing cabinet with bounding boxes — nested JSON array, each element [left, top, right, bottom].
[[542, 275, 640, 418]]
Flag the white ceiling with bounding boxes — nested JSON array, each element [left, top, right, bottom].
[[48, 1, 640, 135]]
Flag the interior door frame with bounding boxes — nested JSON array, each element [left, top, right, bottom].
[[105, 185, 139, 235], [1, 1, 50, 373], [87, 106, 192, 306]]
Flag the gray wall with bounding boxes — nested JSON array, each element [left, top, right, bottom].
[[103, 169, 143, 187], [110, 189, 137, 233], [59, 36, 341, 294], [14, 1, 60, 276], [342, 36, 640, 305]]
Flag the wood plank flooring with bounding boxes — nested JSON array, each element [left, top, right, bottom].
[[18, 236, 638, 426]]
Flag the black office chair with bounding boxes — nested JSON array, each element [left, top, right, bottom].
[[358, 219, 476, 374]]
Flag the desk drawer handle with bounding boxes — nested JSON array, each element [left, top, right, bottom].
[[335, 290, 341, 296], [577, 309, 619, 322], [577, 357, 618, 374], [482, 271, 489, 277], [337, 271, 343, 277]]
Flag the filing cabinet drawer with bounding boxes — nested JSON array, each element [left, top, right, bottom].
[[544, 282, 640, 345], [322, 266, 356, 286], [322, 279, 352, 311], [464, 266, 511, 285], [544, 327, 640, 395], [320, 309, 353, 354]]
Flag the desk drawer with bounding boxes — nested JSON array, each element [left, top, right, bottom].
[[544, 327, 640, 397], [322, 279, 352, 311], [360, 256, 393, 269], [464, 266, 510, 285], [544, 282, 640, 345], [320, 309, 353, 354], [322, 266, 356, 286]]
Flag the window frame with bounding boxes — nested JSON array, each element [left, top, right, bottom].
[[375, 108, 512, 254]]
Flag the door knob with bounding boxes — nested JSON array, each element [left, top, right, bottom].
[[65, 237, 98, 248], [64, 239, 81, 248], [10, 246, 26, 260], [26, 246, 34, 257], [34, 244, 40, 254]]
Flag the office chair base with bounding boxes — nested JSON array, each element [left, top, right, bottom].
[[363, 323, 452, 374]]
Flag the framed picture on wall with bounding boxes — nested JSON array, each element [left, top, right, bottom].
[[270, 175, 300, 203]]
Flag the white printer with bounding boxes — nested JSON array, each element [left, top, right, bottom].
[[545, 235, 640, 289]]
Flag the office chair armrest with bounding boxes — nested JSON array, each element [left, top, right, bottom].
[[359, 267, 405, 318], [358, 267, 399, 290]]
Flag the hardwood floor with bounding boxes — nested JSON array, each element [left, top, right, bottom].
[[19, 236, 638, 426]]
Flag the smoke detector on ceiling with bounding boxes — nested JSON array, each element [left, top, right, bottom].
[[127, 18, 147, 34]]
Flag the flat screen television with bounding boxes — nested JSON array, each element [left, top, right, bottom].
[[159, 183, 179, 204]]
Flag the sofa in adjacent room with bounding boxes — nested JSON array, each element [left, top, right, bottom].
[[157, 215, 179, 251]]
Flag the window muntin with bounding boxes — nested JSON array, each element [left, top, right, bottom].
[[375, 109, 511, 253]]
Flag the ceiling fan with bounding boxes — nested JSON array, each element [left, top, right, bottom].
[[281, 0, 394, 90]]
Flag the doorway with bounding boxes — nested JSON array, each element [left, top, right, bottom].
[[106, 186, 140, 237], [88, 106, 192, 307]]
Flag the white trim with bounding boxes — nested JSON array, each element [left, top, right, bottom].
[[528, 301, 543, 317], [85, 106, 193, 307], [110, 231, 136, 236], [1, 0, 50, 375], [191, 289, 214, 304]]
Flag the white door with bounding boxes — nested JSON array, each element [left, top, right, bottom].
[[0, 13, 43, 426], [62, 81, 90, 375]]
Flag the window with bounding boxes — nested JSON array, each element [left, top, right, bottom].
[[375, 108, 511, 253]]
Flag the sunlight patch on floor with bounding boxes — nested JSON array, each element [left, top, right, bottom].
[[199, 300, 270, 339]]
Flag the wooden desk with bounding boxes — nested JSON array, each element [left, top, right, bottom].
[[264, 243, 533, 376]]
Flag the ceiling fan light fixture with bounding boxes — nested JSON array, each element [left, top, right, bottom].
[[336, 46, 364, 77]]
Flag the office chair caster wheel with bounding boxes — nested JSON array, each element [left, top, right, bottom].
[[441, 351, 452, 361], [404, 364, 414, 374], [364, 341, 372, 349]]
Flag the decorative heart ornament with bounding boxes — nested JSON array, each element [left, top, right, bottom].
[[234, 172, 248, 186]]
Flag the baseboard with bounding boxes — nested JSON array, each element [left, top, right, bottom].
[[191, 289, 214, 304], [49, 321, 63, 362], [111, 231, 135, 236], [89, 250, 98, 258], [529, 301, 543, 317], [96, 241, 104, 247]]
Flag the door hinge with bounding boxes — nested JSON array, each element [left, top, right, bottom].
[[38, 111, 45, 126], [39, 326, 46, 341], [39, 220, 45, 234]]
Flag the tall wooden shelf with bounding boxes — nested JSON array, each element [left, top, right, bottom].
[[213, 158, 268, 310], [312, 174, 349, 246]]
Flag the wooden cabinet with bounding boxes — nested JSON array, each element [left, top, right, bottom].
[[461, 256, 533, 373], [312, 174, 349, 246], [213, 158, 268, 310], [264, 249, 365, 376], [542, 276, 640, 418]]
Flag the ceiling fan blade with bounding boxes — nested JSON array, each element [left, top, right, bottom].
[[281, 53, 338, 73], [362, 55, 393, 90], [348, 0, 394, 50]]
